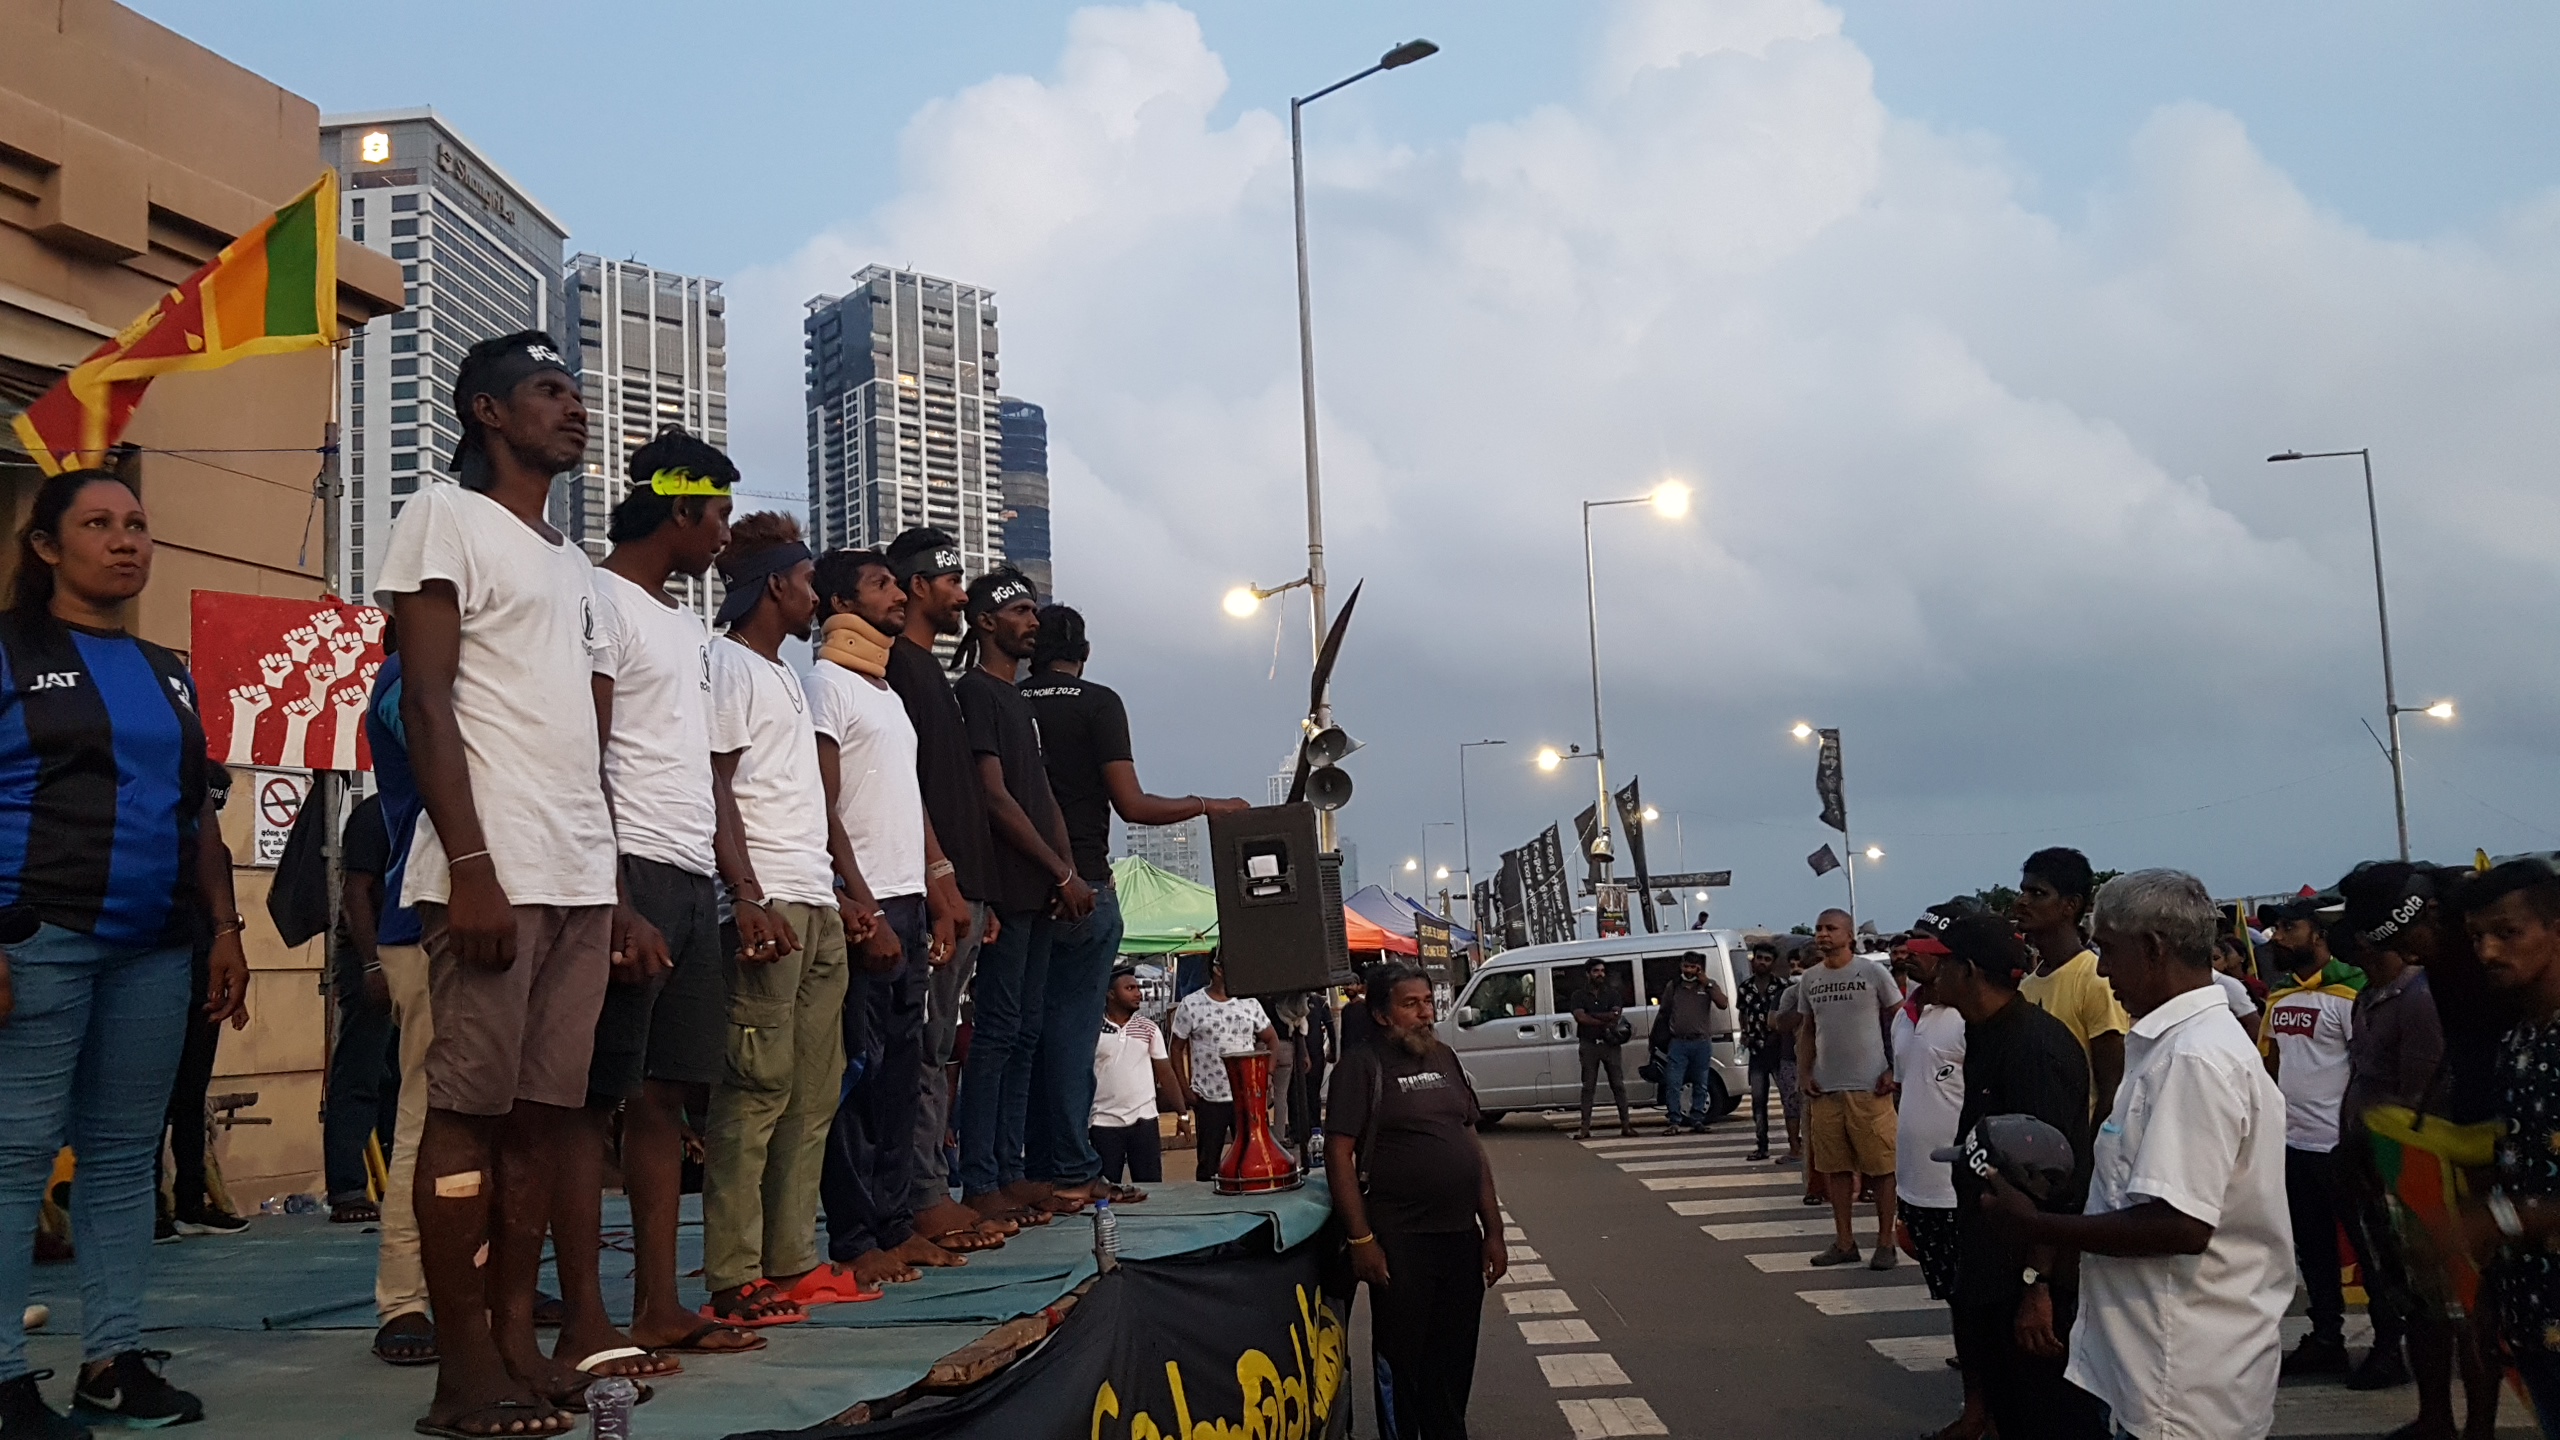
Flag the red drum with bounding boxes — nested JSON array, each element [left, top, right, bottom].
[[1215, 1048, 1302, 1195]]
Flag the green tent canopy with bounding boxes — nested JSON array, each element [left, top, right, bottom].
[[1113, 855, 1220, 955]]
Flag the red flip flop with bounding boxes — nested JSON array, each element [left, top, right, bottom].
[[782, 1264, 882, 1307]]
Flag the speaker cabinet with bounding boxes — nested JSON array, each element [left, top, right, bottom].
[[1208, 802, 1351, 996]]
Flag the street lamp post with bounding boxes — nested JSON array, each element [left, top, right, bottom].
[[2266, 447, 2453, 861], [1456, 738, 1505, 930], [1287, 38, 1437, 847], [1579, 482, 1690, 885]]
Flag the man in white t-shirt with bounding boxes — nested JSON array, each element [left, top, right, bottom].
[[1985, 870, 2293, 1440], [1170, 957, 1278, 1182], [699, 513, 902, 1328], [2259, 901, 2365, 1377], [1092, 968, 1178, 1184], [565, 431, 759, 1370], [378, 332, 620, 1435], [807, 547, 953, 1287]]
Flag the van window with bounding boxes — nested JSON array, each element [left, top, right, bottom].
[[1460, 970, 1537, 1026], [1552, 962, 1632, 1015]]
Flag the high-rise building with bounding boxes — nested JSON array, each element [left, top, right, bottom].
[[998, 396, 1051, 599], [322, 109, 569, 604], [562, 254, 729, 618], [1123, 816, 1207, 884], [803, 267, 1004, 568]]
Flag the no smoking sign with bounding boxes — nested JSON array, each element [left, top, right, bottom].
[[250, 769, 310, 867]]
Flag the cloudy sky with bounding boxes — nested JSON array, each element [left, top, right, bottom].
[[142, 0, 2560, 931]]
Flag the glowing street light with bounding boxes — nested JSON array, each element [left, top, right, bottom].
[[1790, 721, 1814, 741], [1222, 586, 1262, 618], [1864, 845, 1885, 862], [1536, 747, 1563, 772], [2422, 700, 2457, 721], [1651, 480, 1691, 519], [1577, 485, 1693, 884], [1434, 865, 1450, 881]]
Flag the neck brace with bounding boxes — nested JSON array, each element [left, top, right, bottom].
[[819, 612, 891, 677]]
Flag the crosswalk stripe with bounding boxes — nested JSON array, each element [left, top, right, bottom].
[[1643, 1172, 1813, 1191], [1797, 1284, 1939, 1315], [1513, 1244, 1542, 1260], [1518, 1319, 1600, 1345], [1868, 1335, 1955, 1372], [1616, 1156, 1759, 1173], [1700, 1218, 1843, 1240], [1557, 1397, 1669, 1438], [1538, 1353, 1633, 1388], [1504, 1226, 1528, 1242], [1582, 1134, 1757, 1151], [1501, 1264, 1555, 1284], [1745, 1249, 1917, 1278], [1668, 1195, 1814, 1216], [1504, 1289, 1578, 1315]]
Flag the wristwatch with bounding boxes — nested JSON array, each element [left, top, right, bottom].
[[2021, 1266, 2047, 1288]]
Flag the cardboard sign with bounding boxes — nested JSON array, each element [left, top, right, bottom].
[[190, 592, 386, 772], [249, 768, 309, 867]]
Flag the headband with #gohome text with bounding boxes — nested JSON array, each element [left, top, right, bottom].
[[978, 575, 1037, 613], [714, 541, 813, 628], [894, 545, 965, 583], [450, 337, 572, 474]]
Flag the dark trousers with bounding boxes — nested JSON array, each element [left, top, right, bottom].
[[2287, 1144, 2348, 1344], [1193, 1099, 1235, 1182], [823, 895, 929, 1261], [2332, 1142, 2411, 1346], [1578, 1038, 1627, 1130], [1954, 1292, 2108, 1440], [158, 942, 220, 1214], [1748, 1045, 1782, 1151], [1091, 1121, 1162, 1184], [320, 964, 400, 1204], [1370, 1231, 1485, 1440]]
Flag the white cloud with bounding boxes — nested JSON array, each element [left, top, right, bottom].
[[726, 0, 2560, 922]]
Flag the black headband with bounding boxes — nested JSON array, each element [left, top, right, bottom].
[[715, 542, 813, 628], [895, 545, 964, 583], [450, 339, 572, 473], [976, 576, 1037, 614]]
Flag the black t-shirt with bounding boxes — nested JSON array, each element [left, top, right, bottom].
[[1951, 997, 2092, 1309], [1015, 670, 1133, 884], [885, 638, 994, 904], [332, 793, 389, 983], [1574, 978, 1624, 1041], [1326, 1038, 1485, 1236], [954, 666, 1065, 914]]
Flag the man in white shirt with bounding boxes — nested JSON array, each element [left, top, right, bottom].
[[699, 514, 903, 1328], [1092, 967, 1178, 1184], [1984, 869, 2293, 1440], [380, 332, 620, 1435], [807, 548, 954, 1286], [566, 431, 757, 1370], [2259, 901, 2364, 1377], [1170, 957, 1279, 1182]]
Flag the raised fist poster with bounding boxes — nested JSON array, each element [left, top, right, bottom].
[[189, 591, 387, 771]]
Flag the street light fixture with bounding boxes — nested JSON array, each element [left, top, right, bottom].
[[1279, 38, 1438, 850], [1578, 483, 1692, 878], [2266, 446, 2428, 859], [1640, 806, 1660, 824], [1455, 738, 1506, 933], [1790, 721, 1814, 741], [1865, 845, 1884, 862], [2421, 700, 2456, 721], [1536, 746, 1564, 772]]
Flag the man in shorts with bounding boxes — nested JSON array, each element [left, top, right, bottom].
[[379, 331, 618, 1438], [572, 429, 762, 1366], [1796, 908, 1902, 1269]]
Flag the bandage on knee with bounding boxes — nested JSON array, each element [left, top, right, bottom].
[[433, 1170, 484, 1198]]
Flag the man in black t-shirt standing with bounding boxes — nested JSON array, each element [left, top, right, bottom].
[[881, 529, 1006, 1253], [1906, 905, 2106, 1440], [1571, 959, 1636, 1139], [323, 792, 399, 1224], [1326, 963, 1507, 1440], [951, 570, 1093, 1225], [1017, 604, 1247, 1206]]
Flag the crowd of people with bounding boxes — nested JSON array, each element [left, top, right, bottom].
[[0, 329, 1271, 1440], [1723, 844, 2560, 1440]]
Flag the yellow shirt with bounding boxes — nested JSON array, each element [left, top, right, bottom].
[[2018, 948, 2130, 1057]]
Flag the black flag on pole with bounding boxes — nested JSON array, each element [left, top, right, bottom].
[[1612, 776, 1658, 934], [1815, 727, 1848, 833], [1808, 843, 1842, 877]]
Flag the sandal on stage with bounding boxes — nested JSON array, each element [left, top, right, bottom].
[[699, 1278, 805, 1329], [653, 1319, 765, 1355], [413, 1399, 571, 1439], [572, 1346, 677, 1380], [373, 1314, 439, 1367], [926, 1228, 1004, 1253], [783, 1265, 883, 1307]]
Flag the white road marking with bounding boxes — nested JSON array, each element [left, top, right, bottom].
[[1668, 1195, 1815, 1216], [1557, 1397, 1669, 1438], [1504, 1226, 1528, 1242], [1504, 1289, 1578, 1315], [1538, 1353, 1633, 1388], [1869, 1334, 1956, 1372], [1699, 1218, 1845, 1240], [1797, 1284, 1941, 1316], [1501, 1264, 1555, 1284], [1643, 1172, 1813, 1191], [1615, 1156, 1758, 1173], [1512, 1244, 1542, 1261], [1582, 1134, 1758, 1152], [1517, 1319, 1600, 1345]]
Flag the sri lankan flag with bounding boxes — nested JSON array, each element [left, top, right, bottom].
[[11, 170, 338, 474]]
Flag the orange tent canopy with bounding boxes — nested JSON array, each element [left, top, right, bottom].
[[1344, 907, 1418, 955]]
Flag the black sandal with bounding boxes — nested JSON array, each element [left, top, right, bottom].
[[413, 1399, 570, 1439], [373, 1313, 439, 1367]]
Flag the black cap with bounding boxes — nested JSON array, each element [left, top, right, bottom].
[[1911, 903, 2031, 982], [1932, 1114, 2077, 1201]]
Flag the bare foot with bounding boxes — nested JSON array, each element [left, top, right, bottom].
[[848, 1248, 923, 1285], [892, 1233, 969, 1269], [917, 1197, 1013, 1240]]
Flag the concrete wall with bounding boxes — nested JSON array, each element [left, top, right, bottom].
[[0, 0, 404, 1201]]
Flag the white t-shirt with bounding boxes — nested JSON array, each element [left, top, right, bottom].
[[591, 568, 715, 876], [2264, 975, 2358, 1151], [708, 639, 836, 908], [805, 659, 925, 900], [1092, 1014, 1168, 1128], [2071, 982, 2292, 1440], [1891, 1003, 1966, 1209], [372, 482, 613, 908], [2212, 970, 2260, 1030], [1170, 990, 1271, 1103]]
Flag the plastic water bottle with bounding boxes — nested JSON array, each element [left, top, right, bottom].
[[282, 1192, 321, 1216], [1092, 1197, 1118, 1274], [587, 1376, 638, 1440]]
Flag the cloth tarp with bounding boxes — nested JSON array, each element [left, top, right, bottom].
[[1112, 855, 1220, 955]]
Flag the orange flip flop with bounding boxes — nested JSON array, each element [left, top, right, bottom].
[[782, 1264, 882, 1307]]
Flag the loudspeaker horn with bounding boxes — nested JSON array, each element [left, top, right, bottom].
[[1305, 767, 1355, 812]]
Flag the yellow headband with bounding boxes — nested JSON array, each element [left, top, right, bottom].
[[649, 468, 731, 497]]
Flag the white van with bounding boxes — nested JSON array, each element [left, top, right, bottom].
[[1438, 929, 1751, 1124]]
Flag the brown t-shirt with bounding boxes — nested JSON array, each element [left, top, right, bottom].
[[1327, 1039, 1484, 1236]]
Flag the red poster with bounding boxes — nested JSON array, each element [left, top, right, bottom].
[[189, 591, 387, 772]]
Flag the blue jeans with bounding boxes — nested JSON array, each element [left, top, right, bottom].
[[956, 909, 1052, 1197], [0, 926, 191, 1381], [1027, 884, 1122, 1187], [1662, 1038, 1715, 1126]]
